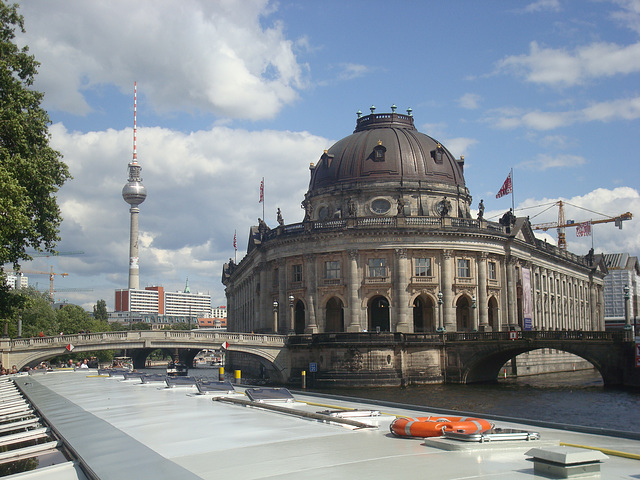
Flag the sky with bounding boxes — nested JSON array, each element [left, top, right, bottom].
[[9, 0, 640, 312]]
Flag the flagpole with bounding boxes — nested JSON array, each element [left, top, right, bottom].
[[234, 229, 237, 264], [510, 168, 515, 213], [262, 177, 265, 220]]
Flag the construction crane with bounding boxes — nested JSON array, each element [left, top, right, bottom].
[[530, 200, 633, 249], [16, 266, 69, 300]]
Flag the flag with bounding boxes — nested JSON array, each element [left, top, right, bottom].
[[496, 171, 512, 199], [221, 341, 229, 350], [259, 179, 264, 203], [233, 231, 237, 250], [576, 221, 592, 237], [66, 343, 75, 352]]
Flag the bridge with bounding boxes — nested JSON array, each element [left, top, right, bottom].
[[0, 331, 289, 380], [1, 330, 638, 387]]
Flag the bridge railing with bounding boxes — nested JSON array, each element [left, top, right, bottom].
[[4, 330, 287, 350], [287, 330, 630, 345]]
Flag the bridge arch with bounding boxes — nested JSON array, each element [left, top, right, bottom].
[[459, 344, 607, 385]]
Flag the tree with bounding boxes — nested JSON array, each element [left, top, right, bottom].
[[93, 299, 108, 321], [0, 2, 71, 335]]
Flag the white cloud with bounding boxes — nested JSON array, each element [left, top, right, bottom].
[[497, 40, 640, 87], [518, 153, 586, 171], [457, 93, 482, 110], [47, 122, 328, 309], [442, 137, 478, 159], [610, 0, 640, 34], [524, 0, 561, 13], [486, 96, 640, 130], [17, 0, 305, 120], [335, 63, 372, 81]]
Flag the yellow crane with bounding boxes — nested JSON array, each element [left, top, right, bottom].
[[530, 200, 633, 249], [16, 265, 69, 300]]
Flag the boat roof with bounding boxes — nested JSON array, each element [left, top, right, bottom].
[[8, 371, 640, 479]]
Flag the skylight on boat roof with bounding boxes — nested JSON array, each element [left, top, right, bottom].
[[245, 387, 294, 403]]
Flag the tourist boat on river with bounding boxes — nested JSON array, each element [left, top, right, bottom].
[[3, 371, 640, 479], [166, 360, 188, 377]]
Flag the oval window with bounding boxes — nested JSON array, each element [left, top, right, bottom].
[[318, 206, 329, 220], [371, 198, 391, 214]]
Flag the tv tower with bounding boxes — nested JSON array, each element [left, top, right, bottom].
[[122, 82, 147, 290]]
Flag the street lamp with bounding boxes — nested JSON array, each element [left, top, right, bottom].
[[436, 291, 445, 333], [288, 294, 295, 334], [472, 295, 477, 332], [273, 300, 279, 334]]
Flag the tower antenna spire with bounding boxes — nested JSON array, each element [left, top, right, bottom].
[[133, 81, 137, 162], [122, 81, 147, 290]]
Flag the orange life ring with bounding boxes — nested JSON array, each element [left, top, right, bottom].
[[390, 416, 493, 438]]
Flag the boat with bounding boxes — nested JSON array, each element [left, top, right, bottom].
[[390, 415, 494, 438], [166, 360, 188, 377], [5, 370, 640, 479]]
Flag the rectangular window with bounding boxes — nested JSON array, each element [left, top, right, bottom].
[[292, 264, 302, 283], [368, 258, 386, 277], [324, 261, 341, 279], [414, 258, 432, 277], [457, 258, 471, 278], [488, 261, 497, 280]]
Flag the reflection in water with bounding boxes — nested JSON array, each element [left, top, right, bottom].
[[311, 370, 640, 433]]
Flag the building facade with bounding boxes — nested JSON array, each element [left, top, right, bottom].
[[114, 281, 212, 327], [603, 253, 639, 330], [222, 110, 607, 335]]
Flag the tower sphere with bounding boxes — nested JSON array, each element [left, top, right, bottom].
[[122, 181, 147, 206], [122, 162, 147, 206]]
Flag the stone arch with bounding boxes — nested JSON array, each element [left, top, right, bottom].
[[294, 300, 306, 334], [455, 295, 473, 332], [488, 295, 499, 331], [412, 294, 435, 332], [460, 345, 606, 385], [368, 295, 390, 332], [325, 296, 345, 332]]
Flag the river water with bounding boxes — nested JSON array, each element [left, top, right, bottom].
[[179, 366, 639, 434]]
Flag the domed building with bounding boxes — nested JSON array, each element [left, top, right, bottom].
[[222, 108, 607, 336]]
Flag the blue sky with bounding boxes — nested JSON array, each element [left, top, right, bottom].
[[11, 0, 640, 311]]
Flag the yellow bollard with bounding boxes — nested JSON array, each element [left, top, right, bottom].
[[234, 369, 241, 384], [301, 370, 306, 389], [219, 366, 224, 382]]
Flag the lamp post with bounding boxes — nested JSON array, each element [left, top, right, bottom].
[[273, 300, 279, 334], [472, 294, 477, 332], [288, 294, 295, 334], [436, 291, 445, 333], [623, 285, 631, 334]]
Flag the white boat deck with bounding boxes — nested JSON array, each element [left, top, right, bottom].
[[8, 371, 640, 479]]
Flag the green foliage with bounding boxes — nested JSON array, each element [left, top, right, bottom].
[[0, 1, 71, 331], [0, 1, 71, 270], [93, 299, 108, 321], [162, 322, 193, 330], [17, 287, 57, 337]]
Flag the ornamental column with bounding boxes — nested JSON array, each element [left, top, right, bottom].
[[305, 254, 318, 333], [442, 250, 456, 331], [347, 249, 362, 332], [278, 258, 287, 334], [478, 253, 489, 331], [395, 248, 410, 332]]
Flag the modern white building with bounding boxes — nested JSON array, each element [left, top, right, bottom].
[[114, 280, 212, 327], [4, 273, 29, 290], [603, 253, 639, 330]]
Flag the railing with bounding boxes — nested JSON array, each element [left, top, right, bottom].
[[287, 330, 631, 345], [4, 331, 288, 350]]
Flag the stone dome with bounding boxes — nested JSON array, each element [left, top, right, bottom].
[[303, 108, 471, 221], [308, 110, 466, 192]]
